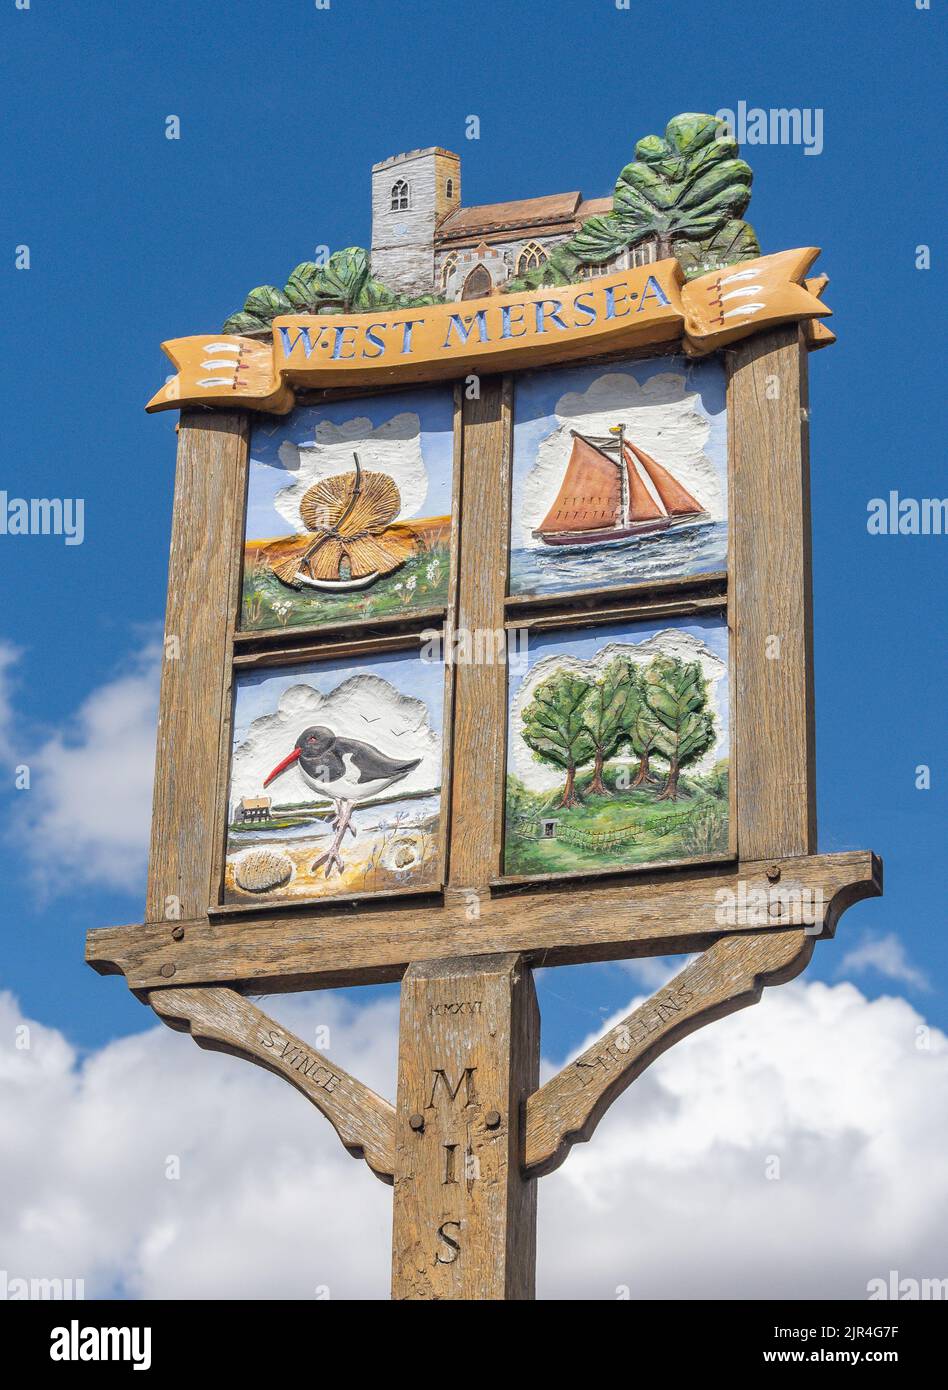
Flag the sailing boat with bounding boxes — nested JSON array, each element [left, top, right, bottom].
[[531, 426, 707, 547]]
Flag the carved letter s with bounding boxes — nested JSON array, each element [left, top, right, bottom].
[[436, 1221, 462, 1264]]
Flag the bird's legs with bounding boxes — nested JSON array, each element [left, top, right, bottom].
[[312, 799, 353, 878], [330, 807, 357, 838]]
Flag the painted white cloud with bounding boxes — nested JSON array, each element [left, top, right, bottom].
[[2, 977, 945, 1300], [838, 932, 930, 993], [230, 676, 441, 805], [518, 371, 723, 549], [11, 640, 160, 895], [510, 630, 727, 792], [275, 413, 428, 532]]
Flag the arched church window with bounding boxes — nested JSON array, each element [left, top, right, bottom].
[[440, 252, 459, 291], [391, 179, 410, 212], [445, 177, 454, 199], [461, 265, 492, 300], [516, 241, 548, 276]]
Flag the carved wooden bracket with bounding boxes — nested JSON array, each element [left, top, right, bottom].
[[144, 852, 881, 1195], [524, 927, 815, 1177], [149, 986, 395, 1184]]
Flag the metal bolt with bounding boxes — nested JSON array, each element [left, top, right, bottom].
[[159, 963, 176, 978], [766, 863, 781, 883], [171, 925, 184, 941], [485, 1110, 502, 1130], [408, 1113, 425, 1132]]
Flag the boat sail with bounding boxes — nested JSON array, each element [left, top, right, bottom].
[[531, 427, 707, 547]]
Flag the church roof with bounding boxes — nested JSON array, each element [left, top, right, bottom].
[[436, 190, 613, 248]]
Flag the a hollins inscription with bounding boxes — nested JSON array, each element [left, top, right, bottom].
[[573, 984, 697, 1087]]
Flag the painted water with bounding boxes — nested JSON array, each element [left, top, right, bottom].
[[509, 519, 727, 597]]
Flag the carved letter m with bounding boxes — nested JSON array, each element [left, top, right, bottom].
[[427, 1067, 477, 1109]]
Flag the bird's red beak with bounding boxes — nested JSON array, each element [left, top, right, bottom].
[[263, 747, 300, 787]]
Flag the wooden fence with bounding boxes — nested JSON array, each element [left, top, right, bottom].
[[511, 807, 694, 850]]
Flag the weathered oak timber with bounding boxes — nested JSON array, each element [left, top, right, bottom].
[[391, 954, 538, 1300], [146, 412, 248, 923], [728, 326, 816, 859], [150, 987, 395, 1183], [524, 928, 814, 1176], [447, 377, 511, 890], [87, 850, 880, 994]]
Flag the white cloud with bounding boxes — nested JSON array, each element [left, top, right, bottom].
[[510, 630, 727, 791], [838, 933, 929, 992], [14, 640, 160, 895], [618, 955, 691, 991], [2, 977, 945, 1300], [276, 412, 428, 531], [518, 370, 724, 548], [231, 674, 441, 805], [539, 979, 948, 1299], [0, 641, 20, 758], [0, 988, 396, 1299]]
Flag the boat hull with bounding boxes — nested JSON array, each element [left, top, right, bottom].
[[532, 513, 707, 548], [294, 570, 381, 591]]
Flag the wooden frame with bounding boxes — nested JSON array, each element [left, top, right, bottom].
[[82, 87, 883, 1298], [90, 321, 879, 1302], [103, 324, 866, 990]]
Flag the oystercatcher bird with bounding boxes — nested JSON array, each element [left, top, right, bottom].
[[264, 725, 421, 878]]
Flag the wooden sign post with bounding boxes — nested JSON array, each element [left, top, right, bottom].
[[87, 115, 880, 1300]]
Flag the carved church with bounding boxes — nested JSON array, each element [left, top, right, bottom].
[[370, 146, 659, 303]]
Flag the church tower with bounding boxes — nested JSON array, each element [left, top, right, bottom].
[[370, 147, 461, 297]]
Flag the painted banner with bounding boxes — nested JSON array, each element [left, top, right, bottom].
[[148, 248, 831, 415]]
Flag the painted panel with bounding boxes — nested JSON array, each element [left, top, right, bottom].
[[241, 386, 454, 632], [504, 615, 729, 877], [225, 649, 444, 903], [509, 356, 727, 598]]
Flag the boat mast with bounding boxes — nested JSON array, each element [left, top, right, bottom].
[[610, 424, 629, 527]]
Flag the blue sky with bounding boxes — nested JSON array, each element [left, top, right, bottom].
[[2, 0, 945, 1069]]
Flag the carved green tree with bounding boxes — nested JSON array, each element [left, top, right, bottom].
[[521, 671, 595, 810], [506, 112, 759, 293], [645, 657, 716, 802], [223, 247, 443, 337], [621, 664, 664, 789], [582, 658, 637, 797]]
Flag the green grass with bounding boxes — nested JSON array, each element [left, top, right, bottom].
[[241, 542, 450, 632], [504, 761, 729, 875]]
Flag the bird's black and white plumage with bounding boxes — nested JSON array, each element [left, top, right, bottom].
[[264, 725, 421, 878]]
